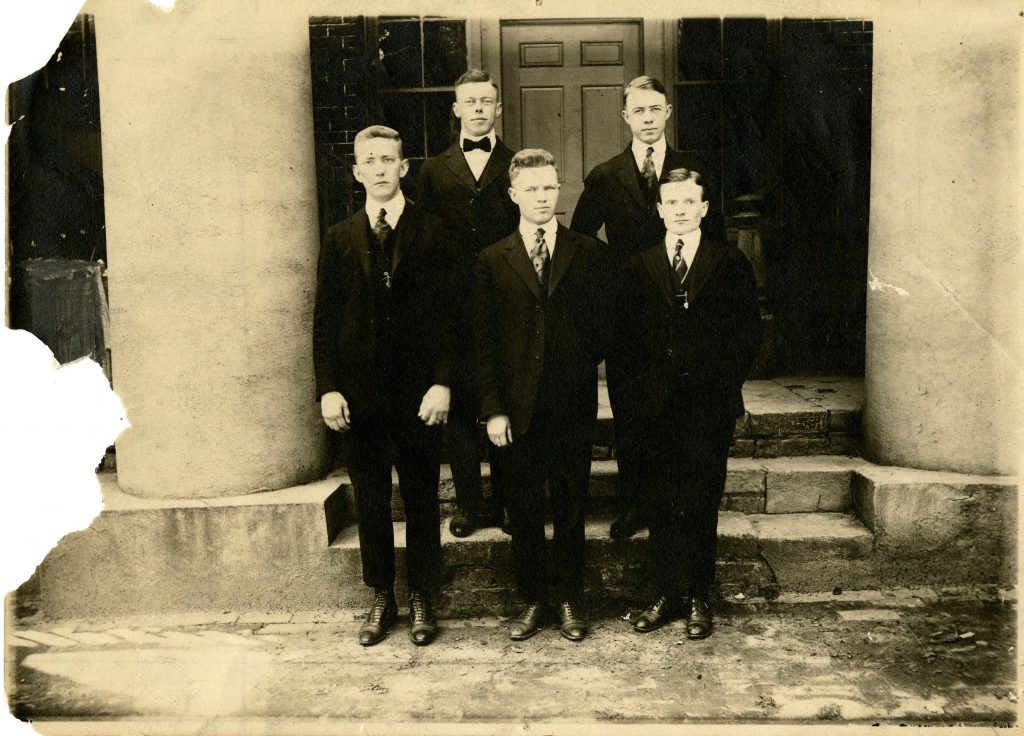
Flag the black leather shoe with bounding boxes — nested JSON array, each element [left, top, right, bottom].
[[500, 507, 513, 536], [633, 593, 688, 633], [408, 591, 437, 646], [609, 508, 645, 539], [358, 588, 397, 646], [557, 601, 588, 642], [449, 506, 476, 538], [687, 596, 713, 640], [509, 602, 545, 640]]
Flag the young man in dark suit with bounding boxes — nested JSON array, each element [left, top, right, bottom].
[[570, 76, 705, 541], [622, 168, 761, 639], [475, 149, 607, 642], [313, 125, 456, 647], [416, 69, 519, 539]]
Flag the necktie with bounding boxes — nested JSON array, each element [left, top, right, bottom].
[[531, 228, 550, 285], [672, 239, 688, 283], [372, 208, 393, 287], [462, 137, 492, 153], [372, 208, 391, 245], [641, 146, 657, 192]]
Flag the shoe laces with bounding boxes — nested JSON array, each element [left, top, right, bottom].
[[561, 601, 579, 621], [410, 592, 429, 621], [519, 602, 543, 621], [367, 590, 392, 622]]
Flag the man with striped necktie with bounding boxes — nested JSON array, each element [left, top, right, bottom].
[[619, 167, 761, 640], [474, 149, 610, 642]]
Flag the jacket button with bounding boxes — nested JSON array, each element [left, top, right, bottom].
[[666, 348, 674, 357]]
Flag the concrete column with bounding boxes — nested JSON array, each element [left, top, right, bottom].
[[92, 1, 328, 497], [864, 5, 1022, 475]]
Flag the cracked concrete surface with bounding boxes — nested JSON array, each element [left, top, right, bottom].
[[6, 588, 1016, 732]]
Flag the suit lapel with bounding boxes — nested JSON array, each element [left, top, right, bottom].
[[503, 233, 543, 303], [389, 202, 419, 273], [613, 146, 648, 211], [680, 234, 725, 304], [476, 139, 513, 193], [547, 225, 578, 298], [641, 242, 675, 306], [441, 143, 478, 194]]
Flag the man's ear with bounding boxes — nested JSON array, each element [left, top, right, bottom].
[[352, 164, 363, 184], [494, 101, 503, 119], [451, 100, 460, 119], [656, 201, 665, 219], [664, 103, 673, 121], [621, 108, 629, 125], [399, 159, 410, 178]]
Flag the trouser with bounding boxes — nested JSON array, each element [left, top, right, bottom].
[[447, 384, 507, 516], [498, 400, 593, 605], [347, 406, 443, 593], [643, 392, 735, 598], [605, 355, 643, 516]]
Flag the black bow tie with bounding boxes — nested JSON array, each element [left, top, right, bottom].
[[462, 137, 492, 153]]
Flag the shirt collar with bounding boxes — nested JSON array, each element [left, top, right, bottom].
[[632, 135, 667, 161], [364, 191, 406, 227], [461, 129, 497, 147], [519, 217, 557, 244], [665, 227, 702, 253]]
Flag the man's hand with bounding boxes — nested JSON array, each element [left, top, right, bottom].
[[418, 385, 451, 426], [321, 391, 350, 432], [486, 414, 513, 447]]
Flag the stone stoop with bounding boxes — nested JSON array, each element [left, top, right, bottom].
[[328, 510, 875, 616], [18, 376, 1017, 621]]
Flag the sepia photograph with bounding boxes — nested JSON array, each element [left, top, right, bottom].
[[2, 1, 1020, 733]]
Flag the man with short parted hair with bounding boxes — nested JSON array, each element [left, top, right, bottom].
[[417, 68, 519, 539], [571, 75, 709, 542], [313, 125, 456, 647], [620, 166, 761, 639], [475, 149, 608, 642]]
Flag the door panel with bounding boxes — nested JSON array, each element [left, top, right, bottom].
[[502, 21, 642, 224]]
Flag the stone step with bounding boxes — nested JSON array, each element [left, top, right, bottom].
[[27, 461, 1011, 621], [327, 511, 874, 615], [335, 376, 864, 464], [335, 455, 864, 524]]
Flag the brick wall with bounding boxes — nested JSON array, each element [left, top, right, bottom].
[[309, 16, 371, 239]]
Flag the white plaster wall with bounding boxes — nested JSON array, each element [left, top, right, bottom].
[[864, 3, 1022, 474], [88, 0, 330, 496]]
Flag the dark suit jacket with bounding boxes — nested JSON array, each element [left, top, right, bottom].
[[621, 235, 762, 423], [312, 201, 456, 416], [416, 139, 519, 392], [415, 139, 519, 259], [570, 144, 705, 259], [474, 225, 607, 437]]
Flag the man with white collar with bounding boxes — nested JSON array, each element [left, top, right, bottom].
[[620, 167, 761, 640], [571, 76, 708, 542], [474, 149, 608, 642], [417, 69, 519, 539], [314, 125, 456, 647]]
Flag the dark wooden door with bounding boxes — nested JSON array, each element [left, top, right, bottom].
[[501, 20, 642, 223]]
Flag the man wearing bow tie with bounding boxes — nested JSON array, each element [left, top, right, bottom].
[[620, 167, 761, 639], [570, 76, 709, 541], [417, 69, 519, 539], [474, 149, 608, 642]]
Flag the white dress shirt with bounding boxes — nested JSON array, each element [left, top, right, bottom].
[[665, 228, 701, 276], [520, 217, 557, 260], [364, 192, 406, 230], [461, 129, 497, 181], [631, 136, 667, 179]]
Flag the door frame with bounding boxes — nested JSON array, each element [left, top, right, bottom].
[[470, 18, 675, 145]]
